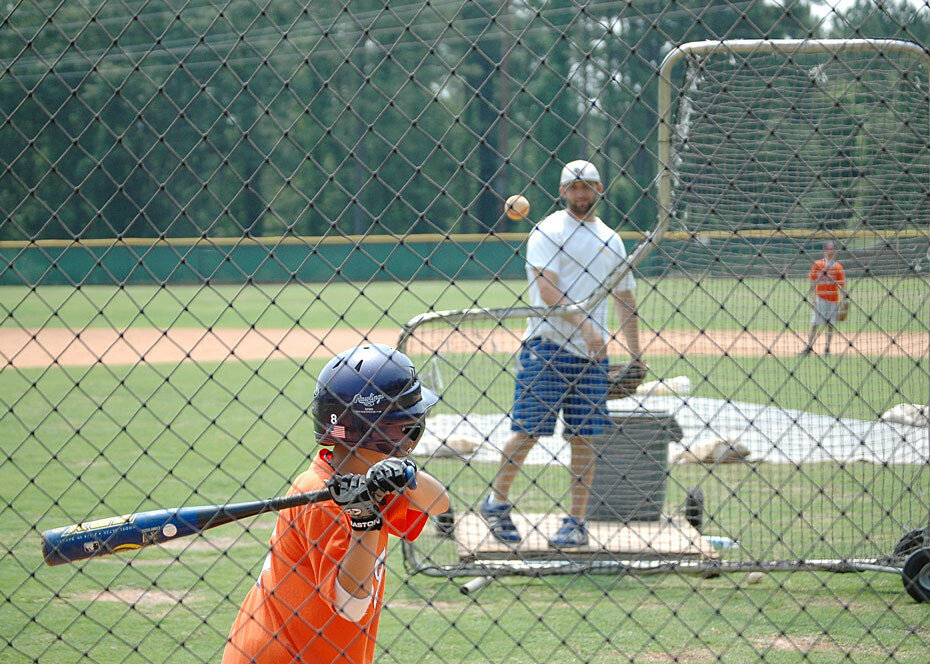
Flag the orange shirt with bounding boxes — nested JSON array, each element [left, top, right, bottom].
[[809, 259, 845, 302], [222, 450, 427, 664]]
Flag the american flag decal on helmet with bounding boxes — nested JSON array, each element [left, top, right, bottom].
[[331, 424, 345, 438]]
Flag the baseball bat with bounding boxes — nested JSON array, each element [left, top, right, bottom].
[[41, 488, 330, 566]]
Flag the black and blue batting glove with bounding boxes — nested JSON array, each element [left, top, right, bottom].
[[326, 473, 383, 531], [366, 458, 418, 496]]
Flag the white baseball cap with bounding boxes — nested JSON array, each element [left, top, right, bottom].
[[559, 160, 602, 188]]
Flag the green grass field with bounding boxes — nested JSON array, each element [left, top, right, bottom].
[[427, 350, 927, 421], [1, 276, 925, 333], [2, 276, 928, 663], [414, 456, 929, 565]]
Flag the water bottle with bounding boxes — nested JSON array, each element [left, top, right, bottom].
[[702, 535, 739, 549]]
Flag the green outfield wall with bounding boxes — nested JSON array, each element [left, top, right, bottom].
[[2, 231, 917, 286], [0, 234, 534, 286]]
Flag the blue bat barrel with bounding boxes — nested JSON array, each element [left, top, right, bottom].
[[41, 490, 331, 566], [41, 507, 217, 566]]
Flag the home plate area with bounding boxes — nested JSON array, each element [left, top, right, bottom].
[[454, 512, 717, 562]]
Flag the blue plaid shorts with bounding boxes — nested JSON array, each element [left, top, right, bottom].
[[511, 338, 610, 438]]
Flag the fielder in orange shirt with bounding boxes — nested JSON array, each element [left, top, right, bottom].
[[800, 241, 846, 356], [223, 344, 449, 664]]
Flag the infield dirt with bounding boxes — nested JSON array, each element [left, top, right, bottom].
[[1, 327, 924, 369]]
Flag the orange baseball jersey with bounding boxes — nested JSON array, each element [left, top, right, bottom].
[[809, 259, 845, 302], [222, 450, 427, 664]]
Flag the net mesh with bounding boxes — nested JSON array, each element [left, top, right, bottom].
[[3, 1, 930, 660], [672, 47, 929, 231], [661, 44, 930, 279], [653, 41, 930, 565]]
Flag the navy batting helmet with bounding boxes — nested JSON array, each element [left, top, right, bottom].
[[312, 344, 438, 456]]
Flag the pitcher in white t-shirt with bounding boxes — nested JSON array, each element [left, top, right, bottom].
[[479, 160, 644, 548]]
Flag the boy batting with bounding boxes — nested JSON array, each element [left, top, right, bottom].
[[223, 344, 449, 663]]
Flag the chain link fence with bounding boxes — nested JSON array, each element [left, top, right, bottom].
[[3, 2, 930, 663]]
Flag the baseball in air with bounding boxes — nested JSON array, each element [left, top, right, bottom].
[[505, 195, 530, 221]]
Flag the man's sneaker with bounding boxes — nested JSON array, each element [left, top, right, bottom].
[[797, 346, 812, 357], [549, 517, 588, 548], [478, 495, 521, 544]]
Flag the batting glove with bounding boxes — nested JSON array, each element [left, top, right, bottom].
[[326, 474, 383, 531], [366, 458, 418, 496]]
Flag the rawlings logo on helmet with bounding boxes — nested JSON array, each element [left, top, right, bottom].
[[353, 393, 386, 408]]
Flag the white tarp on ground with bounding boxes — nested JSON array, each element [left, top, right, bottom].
[[420, 395, 930, 466]]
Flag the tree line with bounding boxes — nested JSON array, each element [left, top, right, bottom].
[[1, 0, 928, 242]]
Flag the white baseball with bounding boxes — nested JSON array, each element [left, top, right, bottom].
[[505, 195, 530, 221], [746, 571, 764, 584]]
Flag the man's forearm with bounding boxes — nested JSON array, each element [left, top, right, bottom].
[[535, 269, 586, 326], [622, 315, 641, 358], [615, 291, 641, 358]]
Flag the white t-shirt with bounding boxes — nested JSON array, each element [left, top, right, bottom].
[[523, 210, 635, 358]]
